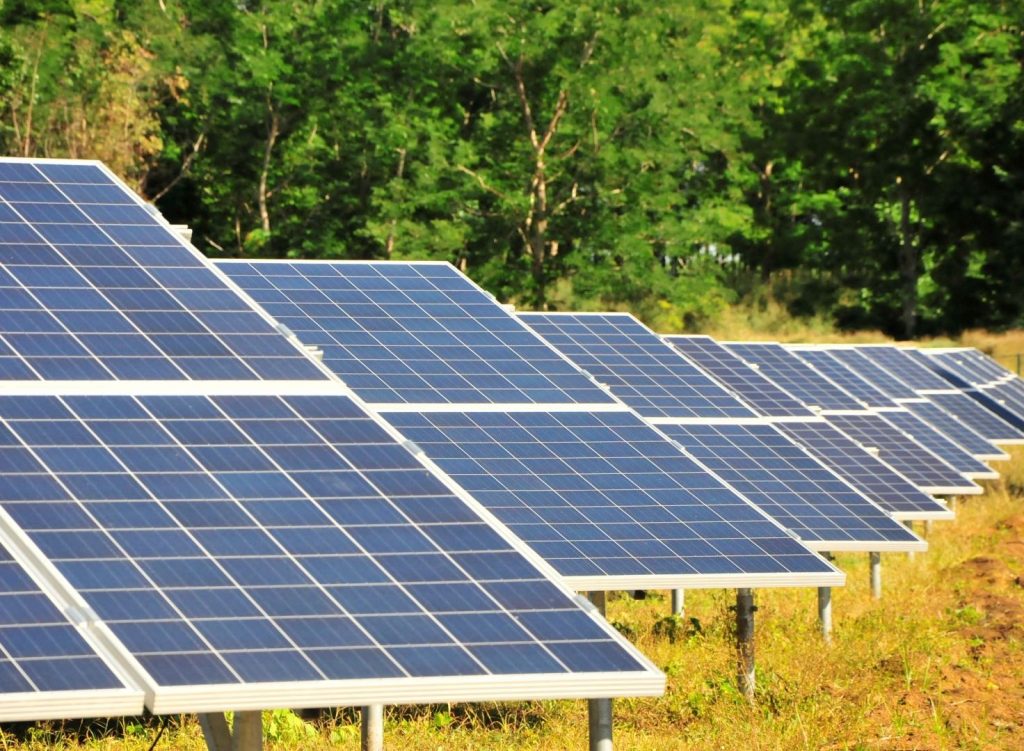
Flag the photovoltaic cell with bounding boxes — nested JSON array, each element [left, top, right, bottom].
[[724, 343, 864, 411], [655, 423, 918, 547], [387, 410, 835, 580], [919, 351, 984, 389], [856, 346, 954, 391], [216, 261, 613, 406], [519, 313, 757, 419], [774, 421, 951, 518], [878, 409, 997, 477], [665, 336, 812, 418], [790, 349, 894, 408], [822, 349, 919, 400], [823, 413, 977, 493], [0, 161, 323, 382], [903, 400, 1006, 460], [0, 393, 646, 691]]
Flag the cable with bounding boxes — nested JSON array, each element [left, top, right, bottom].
[[146, 715, 170, 751]]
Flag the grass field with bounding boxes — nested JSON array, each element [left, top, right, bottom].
[[4, 450, 1023, 751]]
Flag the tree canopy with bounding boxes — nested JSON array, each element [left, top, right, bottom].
[[2, 0, 1022, 336]]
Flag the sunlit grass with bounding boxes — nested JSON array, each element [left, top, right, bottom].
[[5, 450, 1023, 750]]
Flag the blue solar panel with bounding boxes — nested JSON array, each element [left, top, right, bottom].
[[215, 261, 613, 406], [918, 350, 982, 389], [823, 413, 977, 493], [0, 541, 132, 699], [0, 160, 323, 381], [856, 346, 953, 391], [655, 423, 918, 548], [519, 314, 757, 419], [822, 349, 920, 400], [666, 336, 813, 417], [0, 393, 648, 692], [879, 409, 997, 477], [387, 410, 836, 580], [724, 343, 865, 410], [903, 401, 1007, 460], [790, 349, 894, 408], [927, 391, 1024, 443], [774, 422, 951, 518]]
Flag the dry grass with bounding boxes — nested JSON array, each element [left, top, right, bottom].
[[6, 452, 1024, 751]]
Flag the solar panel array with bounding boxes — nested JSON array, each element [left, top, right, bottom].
[[0, 159, 663, 721], [927, 391, 1024, 443], [877, 409, 996, 478], [0, 162, 323, 382], [224, 259, 841, 589], [821, 348, 920, 400], [724, 343, 865, 411], [823, 413, 978, 493], [216, 262, 613, 406], [655, 423, 920, 550], [789, 349, 894, 408], [902, 401, 1007, 460], [856, 346, 954, 392], [666, 336, 813, 417], [518, 314, 757, 419]]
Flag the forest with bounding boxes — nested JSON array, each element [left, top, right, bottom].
[[1, 0, 1022, 338]]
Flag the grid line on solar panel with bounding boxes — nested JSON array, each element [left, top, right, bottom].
[[903, 400, 1007, 459], [927, 391, 1024, 444], [774, 421, 953, 519], [819, 348, 920, 400], [822, 413, 978, 493], [0, 159, 324, 382], [0, 392, 653, 703], [723, 342, 865, 411], [653, 423, 921, 550], [215, 260, 614, 406], [876, 409, 997, 478], [387, 409, 841, 586], [856, 346, 955, 391], [518, 313, 758, 420], [789, 349, 894, 408], [664, 336, 813, 418], [0, 531, 144, 720]]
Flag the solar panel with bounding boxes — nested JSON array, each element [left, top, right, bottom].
[[216, 261, 613, 406], [971, 350, 1017, 381], [774, 422, 953, 519], [878, 409, 997, 479], [903, 400, 1008, 460], [927, 391, 1024, 444], [0, 161, 323, 382], [666, 336, 813, 417], [918, 350, 981, 389], [821, 348, 920, 400], [0, 536, 143, 720], [789, 349, 894, 408], [0, 391, 660, 710], [723, 342, 865, 411], [654, 423, 921, 551], [855, 346, 954, 391], [823, 413, 979, 494], [388, 409, 840, 587], [518, 313, 757, 419]]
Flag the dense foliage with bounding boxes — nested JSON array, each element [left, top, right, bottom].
[[2, 0, 1022, 336]]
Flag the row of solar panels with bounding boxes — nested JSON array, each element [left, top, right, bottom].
[[0, 158, 1020, 725]]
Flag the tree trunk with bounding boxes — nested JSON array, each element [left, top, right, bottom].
[[258, 109, 280, 236], [897, 186, 918, 339]]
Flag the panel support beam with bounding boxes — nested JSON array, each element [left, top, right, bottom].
[[870, 552, 882, 600], [817, 553, 832, 643], [361, 704, 384, 751], [671, 589, 685, 618], [200, 712, 263, 751], [735, 588, 756, 703], [587, 591, 613, 751]]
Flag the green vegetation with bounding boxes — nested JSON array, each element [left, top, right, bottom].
[[2, 1, 1023, 337], [5, 449, 1024, 749]]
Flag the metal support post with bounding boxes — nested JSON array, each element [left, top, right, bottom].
[[361, 704, 384, 751], [904, 521, 915, 560], [231, 711, 263, 751], [200, 714, 232, 751], [671, 588, 685, 617], [735, 588, 756, 703], [870, 552, 882, 600], [924, 520, 933, 536], [818, 586, 833, 643], [588, 697, 613, 751], [949, 497, 958, 514], [589, 590, 607, 616]]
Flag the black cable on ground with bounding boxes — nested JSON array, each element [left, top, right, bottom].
[[146, 715, 170, 751]]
